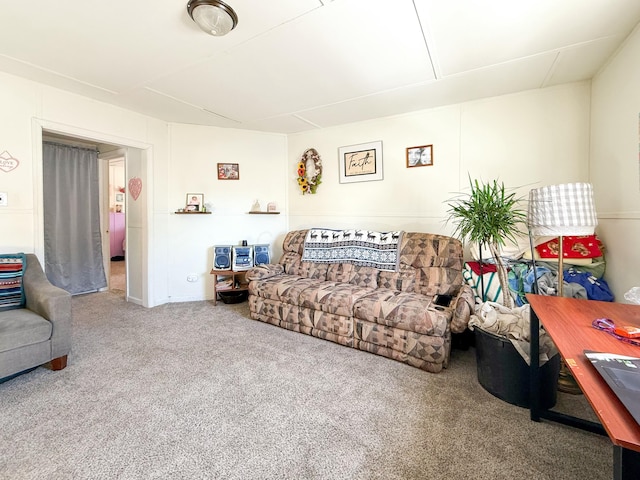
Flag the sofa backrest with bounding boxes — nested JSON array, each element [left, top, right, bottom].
[[279, 229, 464, 296]]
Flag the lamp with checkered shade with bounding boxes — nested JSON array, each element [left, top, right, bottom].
[[527, 182, 597, 297]]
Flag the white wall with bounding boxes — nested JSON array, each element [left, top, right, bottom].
[[166, 124, 288, 302], [0, 71, 170, 306], [4, 62, 629, 304], [287, 82, 591, 240], [0, 71, 289, 306], [591, 24, 640, 301]]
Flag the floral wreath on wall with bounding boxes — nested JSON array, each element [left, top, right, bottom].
[[297, 148, 322, 195]]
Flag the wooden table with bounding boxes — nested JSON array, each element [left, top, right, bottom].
[[527, 294, 640, 479]]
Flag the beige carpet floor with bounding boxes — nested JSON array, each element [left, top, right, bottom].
[[0, 292, 612, 479], [110, 260, 126, 292]]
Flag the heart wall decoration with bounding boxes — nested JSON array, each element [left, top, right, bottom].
[[0, 150, 19, 173], [128, 177, 142, 201]]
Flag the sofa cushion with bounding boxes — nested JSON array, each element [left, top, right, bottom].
[[378, 266, 416, 292], [326, 263, 355, 283], [350, 266, 379, 289], [0, 253, 26, 311], [415, 267, 464, 297], [280, 251, 302, 275], [400, 232, 463, 270], [282, 229, 307, 256], [249, 275, 325, 306], [299, 262, 329, 280], [0, 308, 52, 353], [299, 282, 371, 317], [353, 291, 449, 336]]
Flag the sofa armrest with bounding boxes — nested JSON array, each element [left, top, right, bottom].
[[23, 254, 72, 358], [449, 284, 476, 334], [246, 264, 285, 281]]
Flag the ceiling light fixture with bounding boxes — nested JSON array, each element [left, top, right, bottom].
[[187, 0, 238, 36]]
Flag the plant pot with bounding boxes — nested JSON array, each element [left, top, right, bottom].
[[474, 327, 560, 409]]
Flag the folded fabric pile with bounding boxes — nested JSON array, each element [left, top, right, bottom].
[[468, 301, 558, 365], [464, 234, 614, 306], [0, 254, 26, 311]]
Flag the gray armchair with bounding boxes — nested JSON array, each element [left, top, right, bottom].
[[0, 254, 72, 381]]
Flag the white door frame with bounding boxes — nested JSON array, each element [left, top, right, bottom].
[[99, 150, 127, 296], [32, 118, 153, 307]]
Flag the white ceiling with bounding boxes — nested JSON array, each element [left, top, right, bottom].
[[1, 0, 639, 134]]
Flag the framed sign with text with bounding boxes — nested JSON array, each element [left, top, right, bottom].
[[338, 141, 383, 184]]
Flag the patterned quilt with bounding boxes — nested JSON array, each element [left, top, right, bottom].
[[301, 228, 403, 272]]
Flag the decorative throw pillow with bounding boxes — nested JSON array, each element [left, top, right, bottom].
[[535, 235, 602, 259], [0, 253, 27, 311]]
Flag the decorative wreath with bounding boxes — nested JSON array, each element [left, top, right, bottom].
[[296, 148, 322, 195]]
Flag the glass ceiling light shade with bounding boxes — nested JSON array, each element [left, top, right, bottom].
[[187, 0, 238, 36]]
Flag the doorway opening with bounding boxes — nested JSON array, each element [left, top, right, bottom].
[[107, 156, 126, 295], [37, 126, 149, 306]]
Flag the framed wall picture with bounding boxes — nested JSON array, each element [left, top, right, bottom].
[[406, 145, 433, 168], [115, 193, 124, 202], [338, 141, 383, 184], [217, 163, 239, 180], [185, 193, 204, 212]]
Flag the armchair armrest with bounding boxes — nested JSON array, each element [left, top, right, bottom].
[[22, 254, 72, 358], [450, 284, 476, 334], [246, 264, 284, 281]]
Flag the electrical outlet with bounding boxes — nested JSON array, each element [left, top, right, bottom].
[[0, 192, 7, 206], [187, 274, 198, 282]]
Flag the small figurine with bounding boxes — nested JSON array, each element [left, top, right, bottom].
[[251, 200, 261, 212]]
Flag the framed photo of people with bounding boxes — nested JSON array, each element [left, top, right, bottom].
[[406, 145, 433, 168], [185, 193, 204, 212], [217, 163, 239, 180]]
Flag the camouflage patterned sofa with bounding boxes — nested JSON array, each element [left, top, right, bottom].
[[246, 229, 475, 373]]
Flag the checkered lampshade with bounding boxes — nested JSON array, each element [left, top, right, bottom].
[[527, 183, 597, 236]]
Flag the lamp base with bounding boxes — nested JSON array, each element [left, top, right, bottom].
[[557, 361, 582, 395]]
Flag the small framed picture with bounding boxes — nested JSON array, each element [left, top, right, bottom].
[[186, 193, 204, 212], [217, 163, 240, 180], [115, 193, 124, 202], [406, 145, 433, 168]]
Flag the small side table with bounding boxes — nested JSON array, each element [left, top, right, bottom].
[[210, 269, 249, 306]]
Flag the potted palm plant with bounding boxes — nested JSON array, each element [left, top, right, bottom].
[[446, 177, 560, 409], [446, 177, 525, 309]]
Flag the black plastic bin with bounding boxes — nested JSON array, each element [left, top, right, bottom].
[[474, 327, 560, 409], [217, 290, 248, 304]]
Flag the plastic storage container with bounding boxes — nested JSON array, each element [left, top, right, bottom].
[[475, 327, 560, 409]]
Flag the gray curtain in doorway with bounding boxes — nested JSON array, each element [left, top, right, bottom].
[[43, 142, 107, 294]]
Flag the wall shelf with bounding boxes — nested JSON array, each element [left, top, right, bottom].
[[174, 211, 212, 214], [247, 211, 280, 215]]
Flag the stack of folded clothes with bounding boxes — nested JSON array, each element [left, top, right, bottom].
[[464, 234, 614, 306]]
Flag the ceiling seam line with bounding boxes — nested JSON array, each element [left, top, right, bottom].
[[412, 0, 439, 80]]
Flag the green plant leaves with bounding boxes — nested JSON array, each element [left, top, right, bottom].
[[446, 177, 526, 248]]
